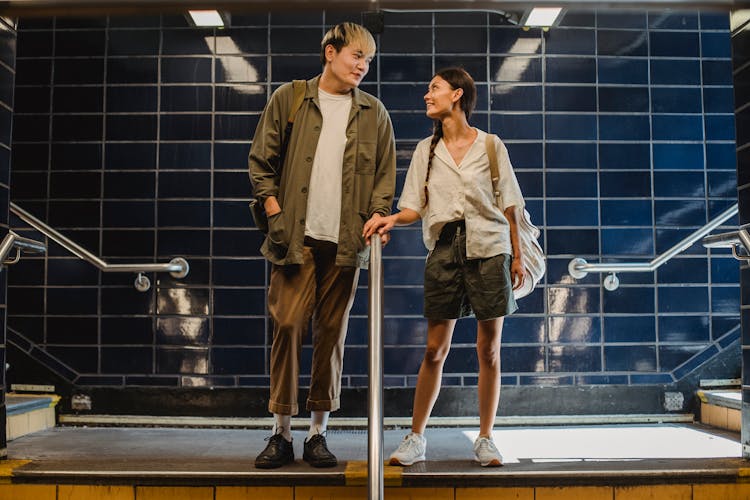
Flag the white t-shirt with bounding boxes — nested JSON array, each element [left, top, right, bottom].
[[305, 88, 352, 243], [398, 128, 525, 259]]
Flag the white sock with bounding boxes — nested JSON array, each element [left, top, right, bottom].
[[273, 414, 292, 441], [307, 410, 329, 440]]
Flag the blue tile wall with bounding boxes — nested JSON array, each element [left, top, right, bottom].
[[6, 10, 738, 392]]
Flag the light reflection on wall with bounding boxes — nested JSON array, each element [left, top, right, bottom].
[[212, 35, 261, 83], [493, 38, 543, 82]]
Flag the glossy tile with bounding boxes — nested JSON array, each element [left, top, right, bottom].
[[548, 316, 601, 344], [547, 200, 598, 227], [545, 86, 596, 111], [160, 143, 212, 170], [215, 56, 267, 83], [489, 28, 542, 54], [703, 59, 733, 85], [380, 27, 432, 54], [545, 28, 595, 55], [651, 59, 700, 85], [161, 86, 212, 112], [604, 345, 657, 372], [101, 347, 153, 374], [604, 316, 655, 343], [546, 114, 596, 140], [108, 29, 160, 56], [435, 27, 487, 53], [653, 144, 704, 170], [490, 85, 542, 111], [161, 57, 211, 83], [653, 171, 705, 198], [600, 200, 652, 226], [160, 114, 211, 141], [217, 28, 268, 55], [650, 31, 700, 57], [649, 11, 698, 29], [162, 28, 213, 55], [106, 115, 157, 141], [107, 57, 157, 83], [597, 30, 647, 56], [105, 143, 157, 170], [46, 316, 98, 345], [598, 58, 648, 84]]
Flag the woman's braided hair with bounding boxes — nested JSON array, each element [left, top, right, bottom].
[[423, 67, 477, 207]]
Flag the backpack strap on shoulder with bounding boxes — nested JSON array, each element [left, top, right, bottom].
[[289, 79, 307, 124], [278, 80, 307, 170], [485, 133, 501, 199]]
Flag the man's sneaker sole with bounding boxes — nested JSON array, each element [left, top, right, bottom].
[[389, 454, 425, 466]]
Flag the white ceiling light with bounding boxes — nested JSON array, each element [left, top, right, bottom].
[[522, 7, 563, 27], [188, 10, 225, 27]]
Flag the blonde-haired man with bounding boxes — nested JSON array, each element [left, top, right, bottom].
[[249, 22, 396, 468]]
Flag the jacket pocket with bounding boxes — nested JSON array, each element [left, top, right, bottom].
[[267, 211, 288, 249], [355, 141, 376, 174]]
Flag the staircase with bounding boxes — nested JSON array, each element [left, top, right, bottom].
[[6, 393, 58, 441]]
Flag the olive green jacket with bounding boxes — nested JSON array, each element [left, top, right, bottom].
[[248, 75, 396, 268]]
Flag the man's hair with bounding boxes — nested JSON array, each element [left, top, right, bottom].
[[320, 22, 376, 66]]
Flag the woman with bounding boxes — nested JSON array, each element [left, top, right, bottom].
[[363, 67, 525, 467]]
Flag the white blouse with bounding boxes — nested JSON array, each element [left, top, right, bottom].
[[398, 128, 524, 259]]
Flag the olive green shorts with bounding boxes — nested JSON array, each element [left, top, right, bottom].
[[424, 220, 518, 321]]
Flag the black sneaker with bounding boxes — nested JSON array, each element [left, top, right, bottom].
[[255, 433, 294, 469], [303, 433, 338, 468]]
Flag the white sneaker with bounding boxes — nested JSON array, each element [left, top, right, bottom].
[[388, 432, 426, 466], [473, 436, 503, 467]]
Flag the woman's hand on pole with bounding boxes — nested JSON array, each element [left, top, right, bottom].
[[363, 213, 395, 246]]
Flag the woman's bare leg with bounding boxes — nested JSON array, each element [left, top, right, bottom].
[[476, 317, 503, 437], [411, 319, 457, 434]]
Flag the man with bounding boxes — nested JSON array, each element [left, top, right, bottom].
[[248, 22, 396, 469]]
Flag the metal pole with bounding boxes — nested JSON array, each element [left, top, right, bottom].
[[368, 235, 384, 500]]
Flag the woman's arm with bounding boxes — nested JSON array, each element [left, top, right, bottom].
[[363, 208, 421, 242], [503, 205, 526, 290]]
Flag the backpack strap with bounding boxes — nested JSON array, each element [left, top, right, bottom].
[[279, 80, 307, 169], [288, 79, 307, 124], [485, 133, 501, 200]]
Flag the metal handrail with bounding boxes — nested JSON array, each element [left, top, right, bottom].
[[569, 203, 738, 291], [0, 230, 46, 265], [368, 234, 384, 500], [703, 228, 750, 260], [11, 202, 189, 290]]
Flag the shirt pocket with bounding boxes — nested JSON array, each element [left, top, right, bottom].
[[355, 140, 376, 174]]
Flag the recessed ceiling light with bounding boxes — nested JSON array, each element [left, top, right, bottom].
[[187, 10, 225, 27], [523, 7, 563, 27]]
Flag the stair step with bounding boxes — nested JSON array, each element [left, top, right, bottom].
[[697, 389, 740, 432], [6, 393, 59, 441]]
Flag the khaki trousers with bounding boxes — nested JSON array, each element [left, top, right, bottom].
[[267, 238, 359, 415]]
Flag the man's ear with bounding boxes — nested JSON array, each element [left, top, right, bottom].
[[324, 43, 336, 63]]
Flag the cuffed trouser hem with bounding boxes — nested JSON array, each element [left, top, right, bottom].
[[306, 397, 340, 412], [269, 401, 299, 416]]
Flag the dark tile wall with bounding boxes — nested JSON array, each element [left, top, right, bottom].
[[732, 12, 750, 458], [7, 11, 739, 391], [0, 16, 15, 455]]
